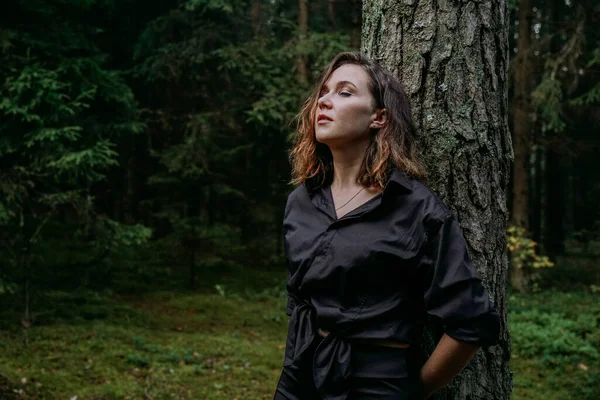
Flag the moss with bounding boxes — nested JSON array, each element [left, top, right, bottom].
[[0, 275, 597, 399]]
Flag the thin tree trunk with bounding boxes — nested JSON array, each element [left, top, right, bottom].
[[542, 0, 564, 258], [124, 145, 136, 224], [511, 0, 532, 230], [544, 149, 564, 257], [296, 0, 308, 83], [350, 0, 361, 49], [251, 0, 262, 37], [20, 239, 31, 348], [327, 0, 337, 30], [363, 0, 512, 398], [510, 0, 533, 292], [530, 146, 543, 244], [564, 157, 575, 237]]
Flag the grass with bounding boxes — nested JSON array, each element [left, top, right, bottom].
[[509, 290, 600, 399], [0, 286, 289, 400], [0, 270, 598, 399]]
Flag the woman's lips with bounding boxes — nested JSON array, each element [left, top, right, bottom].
[[317, 114, 333, 124]]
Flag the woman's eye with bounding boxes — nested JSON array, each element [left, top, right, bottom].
[[339, 91, 352, 97]]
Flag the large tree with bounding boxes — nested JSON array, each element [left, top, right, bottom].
[[363, 0, 512, 399]]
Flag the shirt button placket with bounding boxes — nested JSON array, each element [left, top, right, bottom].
[[312, 227, 337, 267]]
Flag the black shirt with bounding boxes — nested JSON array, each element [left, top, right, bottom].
[[282, 169, 500, 398]]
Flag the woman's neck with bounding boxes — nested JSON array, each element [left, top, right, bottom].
[[329, 140, 370, 191]]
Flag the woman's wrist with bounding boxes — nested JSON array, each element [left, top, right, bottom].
[[418, 371, 437, 399]]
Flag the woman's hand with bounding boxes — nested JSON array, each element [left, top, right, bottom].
[[419, 334, 480, 399]]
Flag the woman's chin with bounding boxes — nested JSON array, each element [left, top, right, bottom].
[[315, 131, 342, 145]]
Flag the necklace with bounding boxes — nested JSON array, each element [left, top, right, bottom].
[[334, 187, 365, 211]]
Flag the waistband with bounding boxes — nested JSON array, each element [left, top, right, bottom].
[[284, 297, 422, 400], [317, 328, 411, 349]]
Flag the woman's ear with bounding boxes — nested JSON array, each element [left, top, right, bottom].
[[370, 108, 387, 129]]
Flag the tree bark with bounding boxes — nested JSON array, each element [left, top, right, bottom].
[[296, 0, 308, 83], [363, 0, 512, 399]]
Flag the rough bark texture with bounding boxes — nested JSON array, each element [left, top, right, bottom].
[[363, 0, 513, 399]]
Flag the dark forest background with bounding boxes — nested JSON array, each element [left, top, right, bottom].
[[0, 0, 598, 399]]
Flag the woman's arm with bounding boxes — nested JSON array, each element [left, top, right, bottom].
[[419, 334, 480, 399]]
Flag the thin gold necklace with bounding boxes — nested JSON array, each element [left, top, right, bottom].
[[334, 187, 365, 211]]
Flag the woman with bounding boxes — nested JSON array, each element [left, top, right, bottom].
[[273, 52, 500, 400]]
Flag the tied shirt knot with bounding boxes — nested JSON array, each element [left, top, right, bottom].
[[285, 294, 354, 400]]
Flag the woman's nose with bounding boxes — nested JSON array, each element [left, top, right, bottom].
[[317, 93, 332, 109]]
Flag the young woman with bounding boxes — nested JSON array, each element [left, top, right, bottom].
[[273, 52, 500, 400]]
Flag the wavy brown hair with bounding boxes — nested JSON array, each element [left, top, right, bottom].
[[290, 52, 426, 190]]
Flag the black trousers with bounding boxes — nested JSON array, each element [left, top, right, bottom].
[[273, 336, 424, 400]]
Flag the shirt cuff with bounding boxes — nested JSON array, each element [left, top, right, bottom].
[[443, 309, 501, 347]]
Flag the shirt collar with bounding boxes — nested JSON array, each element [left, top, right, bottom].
[[304, 168, 413, 197], [386, 169, 413, 192]]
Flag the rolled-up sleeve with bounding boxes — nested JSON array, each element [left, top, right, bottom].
[[422, 214, 500, 347]]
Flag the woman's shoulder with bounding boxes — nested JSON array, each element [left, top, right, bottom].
[[285, 184, 310, 206], [283, 184, 314, 218], [390, 174, 453, 224]]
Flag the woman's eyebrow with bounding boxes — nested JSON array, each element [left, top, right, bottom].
[[322, 80, 358, 91], [336, 80, 358, 89]]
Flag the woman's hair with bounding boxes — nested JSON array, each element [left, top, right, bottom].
[[290, 52, 426, 189]]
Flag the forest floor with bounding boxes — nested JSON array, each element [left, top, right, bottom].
[[0, 268, 598, 399]]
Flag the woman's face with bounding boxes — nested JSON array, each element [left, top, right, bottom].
[[315, 64, 381, 147]]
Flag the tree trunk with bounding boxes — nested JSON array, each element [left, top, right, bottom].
[[350, 0, 361, 49], [563, 157, 575, 237], [544, 149, 564, 257], [123, 142, 136, 224], [530, 145, 543, 245], [327, 0, 337, 30], [542, 0, 564, 258], [21, 241, 31, 348], [511, 0, 532, 230], [510, 0, 533, 291], [363, 1, 512, 399], [251, 0, 262, 37], [296, 0, 308, 83]]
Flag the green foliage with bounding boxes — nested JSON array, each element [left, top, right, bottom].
[[510, 309, 598, 360], [185, 0, 235, 13], [510, 290, 600, 399], [133, 0, 353, 270], [0, 276, 598, 399], [531, 75, 566, 133], [564, 222, 600, 256], [0, 0, 149, 314], [0, 281, 289, 399], [101, 219, 153, 248], [529, 5, 599, 134], [508, 225, 554, 270], [571, 46, 600, 106]]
